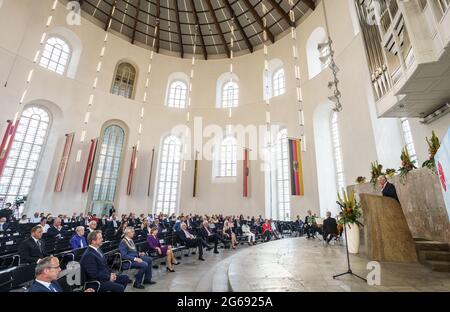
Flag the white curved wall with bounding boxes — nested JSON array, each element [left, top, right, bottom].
[[0, 0, 447, 219]]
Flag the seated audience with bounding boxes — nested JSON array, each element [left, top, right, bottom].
[[85, 220, 97, 238], [46, 217, 65, 238], [147, 227, 178, 272], [19, 225, 47, 264], [262, 219, 272, 242], [304, 210, 317, 239], [19, 214, 29, 224], [223, 217, 238, 249], [199, 220, 221, 254], [39, 217, 50, 233], [80, 230, 130, 292], [30, 212, 41, 223], [119, 227, 156, 289], [116, 221, 128, 239], [0, 217, 9, 233], [177, 223, 205, 261], [70, 226, 88, 249], [322, 211, 339, 244], [27, 256, 63, 292], [241, 221, 256, 245]]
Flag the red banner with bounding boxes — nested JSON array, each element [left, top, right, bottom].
[[127, 146, 137, 195], [54, 133, 74, 192], [243, 148, 250, 197], [82, 138, 98, 193], [0, 120, 19, 177]]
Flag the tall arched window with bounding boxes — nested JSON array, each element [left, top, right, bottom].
[[306, 27, 328, 79], [39, 37, 71, 75], [111, 62, 137, 99], [400, 118, 418, 164], [92, 125, 125, 215], [221, 81, 239, 108], [331, 112, 345, 195], [167, 81, 188, 108], [0, 107, 50, 207], [155, 135, 182, 215], [273, 68, 286, 97], [275, 129, 290, 221], [218, 136, 237, 177]]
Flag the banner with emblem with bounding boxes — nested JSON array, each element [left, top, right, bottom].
[[288, 138, 304, 196], [435, 127, 450, 220]]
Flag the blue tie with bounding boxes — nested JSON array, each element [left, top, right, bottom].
[[49, 284, 58, 292]]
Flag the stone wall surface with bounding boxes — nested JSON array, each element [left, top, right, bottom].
[[348, 168, 450, 244]]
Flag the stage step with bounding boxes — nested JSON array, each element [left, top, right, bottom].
[[424, 260, 450, 272], [415, 241, 449, 252], [415, 240, 450, 272]]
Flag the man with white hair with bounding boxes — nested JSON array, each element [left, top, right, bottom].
[[199, 220, 221, 254], [47, 217, 65, 238], [118, 227, 155, 289], [85, 220, 97, 238]]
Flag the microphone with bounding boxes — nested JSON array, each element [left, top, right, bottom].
[[336, 201, 344, 208]]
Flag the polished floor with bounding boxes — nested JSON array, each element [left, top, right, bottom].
[[126, 237, 450, 292]]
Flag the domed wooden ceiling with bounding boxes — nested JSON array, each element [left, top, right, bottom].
[[75, 0, 316, 59]]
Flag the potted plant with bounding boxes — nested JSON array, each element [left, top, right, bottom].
[[337, 190, 363, 254], [355, 176, 366, 184], [399, 146, 416, 179], [422, 131, 440, 173], [385, 168, 396, 178], [370, 161, 383, 188]]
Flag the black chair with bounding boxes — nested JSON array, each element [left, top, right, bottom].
[[0, 267, 15, 292], [11, 264, 35, 289]]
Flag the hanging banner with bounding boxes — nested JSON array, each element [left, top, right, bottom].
[[193, 151, 199, 197], [288, 138, 304, 196], [0, 120, 19, 177], [127, 146, 137, 195], [147, 148, 155, 196], [54, 133, 75, 192], [82, 138, 98, 193], [243, 148, 250, 197], [435, 127, 450, 220]]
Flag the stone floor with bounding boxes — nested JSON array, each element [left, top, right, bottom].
[[124, 237, 450, 292]]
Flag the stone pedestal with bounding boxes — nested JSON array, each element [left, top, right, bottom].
[[360, 193, 417, 262]]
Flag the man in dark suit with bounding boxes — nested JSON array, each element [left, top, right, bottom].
[[106, 214, 120, 235], [199, 220, 221, 254], [177, 223, 205, 261], [118, 227, 156, 289], [19, 225, 47, 264], [46, 217, 65, 238], [80, 230, 130, 292], [28, 256, 63, 292], [322, 211, 339, 244], [379, 175, 400, 203]]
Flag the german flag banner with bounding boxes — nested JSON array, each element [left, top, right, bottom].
[[288, 138, 304, 196], [127, 145, 137, 195], [54, 133, 74, 192]]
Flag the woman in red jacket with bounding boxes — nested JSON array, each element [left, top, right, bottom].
[[262, 219, 272, 242]]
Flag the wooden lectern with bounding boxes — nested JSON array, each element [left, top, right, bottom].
[[359, 193, 418, 262]]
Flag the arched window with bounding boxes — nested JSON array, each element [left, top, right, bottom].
[[273, 68, 286, 97], [111, 62, 137, 99], [400, 118, 418, 164], [0, 107, 50, 208], [92, 125, 125, 215], [275, 129, 290, 221], [155, 135, 182, 215], [330, 112, 345, 195], [39, 37, 71, 75], [167, 81, 188, 108], [221, 81, 239, 108], [306, 27, 328, 79], [218, 136, 237, 177]]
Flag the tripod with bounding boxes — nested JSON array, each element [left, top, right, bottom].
[[333, 202, 366, 282]]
